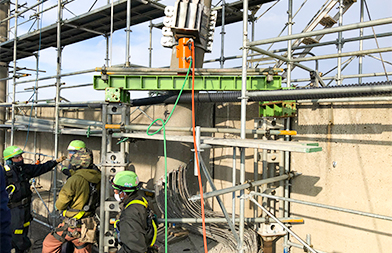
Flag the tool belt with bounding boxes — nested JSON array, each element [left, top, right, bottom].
[[62, 217, 83, 228], [8, 197, 31, 209], [54, 216, 97, 243]]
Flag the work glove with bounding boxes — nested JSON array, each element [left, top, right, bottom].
[[56, 156, 67, 163]]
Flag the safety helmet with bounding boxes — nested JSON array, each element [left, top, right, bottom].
[[3, 146, 23, 160], [67, 140, 86, 151], [111, 171, 140, 193], [70, 148, 93, 170]]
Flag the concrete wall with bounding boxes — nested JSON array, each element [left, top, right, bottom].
[[290, 101, 392, 253], [11, 100, 392, 252]]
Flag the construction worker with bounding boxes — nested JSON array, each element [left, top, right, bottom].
[[0, 168, 12, 253], [111, 171, 157, 253], [61, 140, 86, 177], [2, 145, 66, 253], [42, 148, 101, 253]]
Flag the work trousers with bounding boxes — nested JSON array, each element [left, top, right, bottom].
[[42, 223, 92, 253], [10, 205, 32, 253]]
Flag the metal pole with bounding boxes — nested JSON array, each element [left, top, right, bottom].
[[232, 147, 236, 226], [148, 20, 152, 68], [99, 104, 107, 253], [337, 0, 343, 85], [13, 68, 96, 85], [52, 0, 62, 226], [220, 0, 225, 68], [10, 0, 18, 145], [107, 124, 296, 136], [358, 0, 364, 84], [105, 34, 109, 66], [125, 0, 131, 67], [0, 0, 48, 25], [248, 196, 317, 253], [159, 216, 303, 224], [109, 0, 114, 67], [190, 172, 299, 201], [198, 154, 240, 244], [239, 0, 249, 250], [284, 1, 293, 251], [286, 47, 392, 63], [258, 193, 392, 221], [249, 17, 392, 46], [253, 121, 258, 223], [285, 71, 392, 83]]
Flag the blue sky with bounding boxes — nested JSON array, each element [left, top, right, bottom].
[[7, 0, 392, 102]]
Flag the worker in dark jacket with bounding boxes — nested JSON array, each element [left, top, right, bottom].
[[2, 145, 66, 253], [42, 148, 101, 253], [0, 168, 12, 253], [111, 171, 157, 253]]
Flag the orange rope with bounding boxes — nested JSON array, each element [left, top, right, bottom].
[[190, 40, 208, 253]]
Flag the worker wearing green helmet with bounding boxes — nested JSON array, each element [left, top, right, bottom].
[[111, 171, 158, 253], [2, 145, 66, 253], [42, 148, 101, 253], [61, 140, 86, 178]]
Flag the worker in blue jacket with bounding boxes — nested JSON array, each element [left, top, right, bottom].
[[0, 167, 12, 253]]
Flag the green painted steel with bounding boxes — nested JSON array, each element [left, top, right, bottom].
[[259, 100, 297, 118], [105, 87, 130, 103], [93, 75, 282, 91]]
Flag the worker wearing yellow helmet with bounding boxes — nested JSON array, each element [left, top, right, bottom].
[[2, 145, 66, 253], [111, 171, 158, 253]]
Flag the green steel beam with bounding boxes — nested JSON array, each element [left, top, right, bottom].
[[93, 75, 282, 91]]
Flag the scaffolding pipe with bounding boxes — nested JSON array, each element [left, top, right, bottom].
[[286, 241, 328, 253], [51, 0, 63, 226], [232, 147, 236, 226], [284, 0, 293, 250], [10, 0, 18, 145], [125, 0, 131, 67], [337, 0, 343, 85], [198, 154, 240, 245], [158, 216, 304, 224], [253, 121, 258, 222], [220, 0, 225, 68], [258, 193, 392, 221], [248, 196, 317, 253], [298, 96, 392, 103], [0, 0, 48, 25], [249, 17, 392, 46], [148, 21, 152, 68], [105, 124, 297, 136], [285, 71, 392, 83], [190, 172, 299, 201], [13, 68, 96, 85], [205, 31, 392, 65], [358, 0, 365, 84], [239, 0, 249, 250], [99, 104, 107, 253]]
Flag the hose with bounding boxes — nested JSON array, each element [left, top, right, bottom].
[[146, 60, 193, 253], [190, 40, 208, 253]]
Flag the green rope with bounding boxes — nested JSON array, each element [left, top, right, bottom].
[[117, 137, 129, 144], [86, 126, 91, 138], [146, 60, 192, 253]]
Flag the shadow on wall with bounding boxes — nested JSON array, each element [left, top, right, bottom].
[[291, 175, 322, 197], [290, 213, 392, 238]]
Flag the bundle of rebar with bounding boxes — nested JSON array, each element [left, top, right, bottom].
[[155, 165, 259, 252]]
